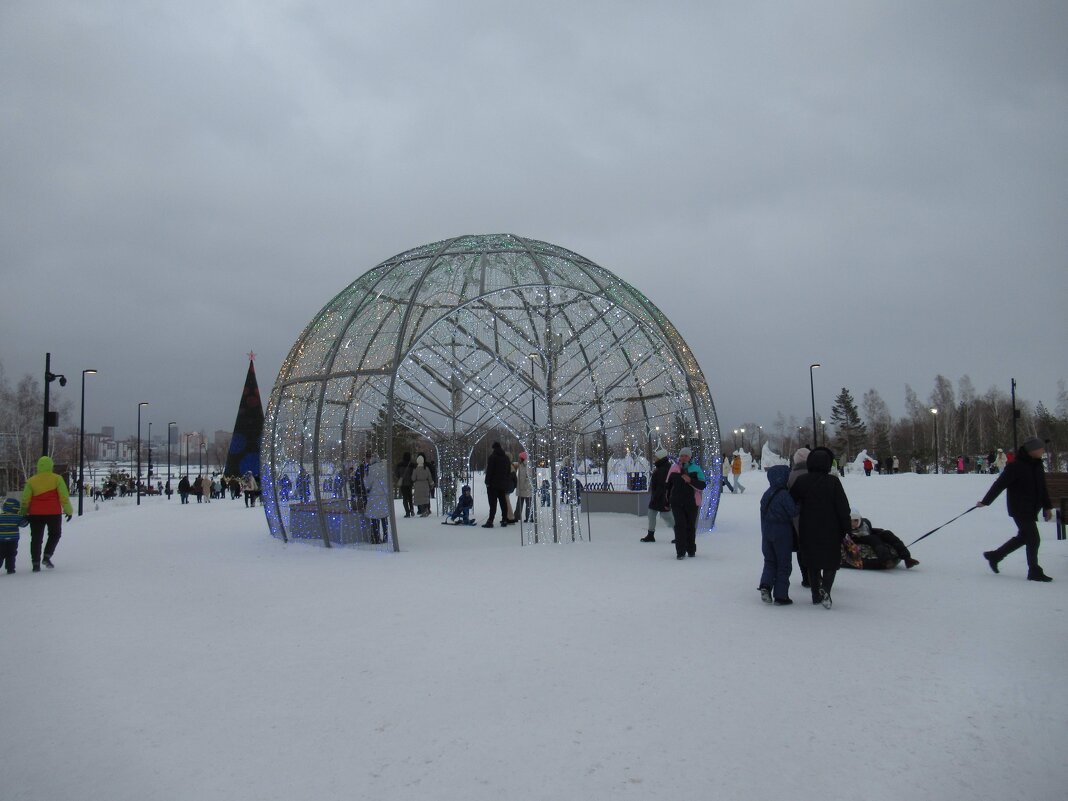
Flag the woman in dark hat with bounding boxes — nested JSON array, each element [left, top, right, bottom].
[[789, 446, 851, 608]]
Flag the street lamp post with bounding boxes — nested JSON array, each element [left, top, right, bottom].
[[42, 352, 67, 456], [167, 422, 177, 498], [809, 363, 821, 448], [136, 402, 148, 505], [78, 369, 97, 516], [930, 408, 939, 474], [184, 433, 192, 477], [147, 422, 153, 489]]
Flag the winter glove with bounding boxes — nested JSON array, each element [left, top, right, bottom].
[[65, 514, 72, 522]]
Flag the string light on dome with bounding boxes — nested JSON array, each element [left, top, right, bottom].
[[262, 235, 721, 546]]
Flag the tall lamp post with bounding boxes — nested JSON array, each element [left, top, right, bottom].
[[147, 422, 153, 490], [77, 369, 97, 516], [43, 352, 67, 456], [1010, 378, 1019, 452], [184, 433, 192, 477], [167, 422, 177, 498], [809, 363, 821, 448], [930, 408, 939, 474], [136, 402, 148, 505]]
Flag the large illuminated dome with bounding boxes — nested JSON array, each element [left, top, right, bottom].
[[262, 233, 721, 549]]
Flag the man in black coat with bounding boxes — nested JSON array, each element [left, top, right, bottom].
[[789, 446, 851, 607], [641, 448, 674, 542], [667, 447, 707, 559], [482, 441, 512, 528], [978, 437, 1053, 581]]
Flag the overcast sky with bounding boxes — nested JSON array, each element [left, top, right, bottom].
[[2, 1, 1066, 443]]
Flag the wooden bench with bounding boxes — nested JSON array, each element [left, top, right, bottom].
[[1047, 473, 1068, 541]]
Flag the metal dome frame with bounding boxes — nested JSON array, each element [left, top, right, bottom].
[[262, 233, 722, 550]]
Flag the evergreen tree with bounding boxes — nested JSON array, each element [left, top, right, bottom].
[[224, 359, 264, 478], [830, 387, 866, 461]]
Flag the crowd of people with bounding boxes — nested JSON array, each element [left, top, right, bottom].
[[642, 437, 1057, 608], [4, 437, 1056, 590], [172, 471, 261, 506]]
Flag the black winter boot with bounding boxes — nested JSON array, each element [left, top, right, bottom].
[[1028, 568, 1053, 582], [983, 551, 1000, 574], [640, 532, 655, 542]]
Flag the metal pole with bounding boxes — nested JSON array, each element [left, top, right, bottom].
[[930, 408, 939, 473], [43, 352, 51, 456], [137, 402, 148, 505], [1008, 380, 1016, 454], [78, 369, 97, 515], [809, 363, 820, 448], [530, 356, 536, 427], [167, 422, 176, 497]]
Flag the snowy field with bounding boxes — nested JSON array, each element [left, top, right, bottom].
[[3, 473, 1066, 801]]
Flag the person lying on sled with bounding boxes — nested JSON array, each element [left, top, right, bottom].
[[848, 509, 919, 569]]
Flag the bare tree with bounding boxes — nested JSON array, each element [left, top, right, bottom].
[[929, 375, 956, 469]]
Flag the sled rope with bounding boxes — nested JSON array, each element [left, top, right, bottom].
[[908, 506, 976, 547]]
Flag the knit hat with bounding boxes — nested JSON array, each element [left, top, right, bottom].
[[679, 447, 692, 457], [850, 508, 862, 521], [2, 497, 20, 514], [1022, 437, 1044, 453], [654, 447, 668, 460], [793, 447, 810, 465], [518, 452, 527, 461]]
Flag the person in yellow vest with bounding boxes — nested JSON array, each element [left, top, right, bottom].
[[20, 455, 73, 572]]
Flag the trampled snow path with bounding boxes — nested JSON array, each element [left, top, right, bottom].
[[3, 474, 1066, 801]]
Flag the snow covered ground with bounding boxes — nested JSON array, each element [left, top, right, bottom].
[[3, 473, 1066, 801]]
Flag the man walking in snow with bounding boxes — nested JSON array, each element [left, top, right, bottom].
[[19, 456, 73, 572], [977, 437, 1053, 582]]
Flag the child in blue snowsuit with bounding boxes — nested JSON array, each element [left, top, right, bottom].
[[759, 465, 798, 605], [443, 485, 475, 525], [1, 497, 27, 573]]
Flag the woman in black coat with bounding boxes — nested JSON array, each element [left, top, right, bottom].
[[789, 447, 851, 607]]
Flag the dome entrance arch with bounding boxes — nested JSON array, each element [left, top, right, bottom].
[[262, 234, 722, 550]]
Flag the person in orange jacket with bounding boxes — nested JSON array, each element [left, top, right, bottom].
[[19, 455, 73, 572], [731, 454, 745, 494]]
